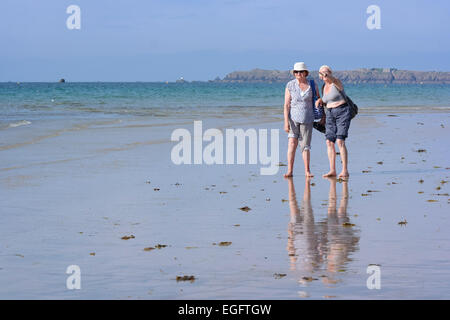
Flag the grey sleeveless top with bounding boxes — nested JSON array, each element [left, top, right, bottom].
[[322, 83, 346, 104], [286, 79, 314, 124]]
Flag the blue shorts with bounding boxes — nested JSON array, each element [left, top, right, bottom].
[[325, 103, 351, 142]]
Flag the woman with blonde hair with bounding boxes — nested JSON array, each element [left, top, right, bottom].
[[315, 65, 351, 179]]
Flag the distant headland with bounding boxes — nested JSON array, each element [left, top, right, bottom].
[[209, 68, 450, 84]]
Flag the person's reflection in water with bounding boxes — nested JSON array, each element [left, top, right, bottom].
[[287, 177, 321, 280], [286, 177, 359, 286], [321, 177, 359, 285]]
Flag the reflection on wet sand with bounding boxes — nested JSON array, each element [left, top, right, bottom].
[[287, 177, 360, 286]]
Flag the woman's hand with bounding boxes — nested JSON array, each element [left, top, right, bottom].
[[315, 98, 322, 108], [284, 122, 290, 133]]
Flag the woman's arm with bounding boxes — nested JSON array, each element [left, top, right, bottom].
[[326, 78, 346, 108], [284, 87, 291, 132]]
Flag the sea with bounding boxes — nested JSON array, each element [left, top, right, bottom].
[[1, 82, 449, 129]]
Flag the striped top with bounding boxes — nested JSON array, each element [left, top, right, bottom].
[[286, 79, 314, 124]]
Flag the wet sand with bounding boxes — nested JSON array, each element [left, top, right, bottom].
[[0, 111, 449, 299]]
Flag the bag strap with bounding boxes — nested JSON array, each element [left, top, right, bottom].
[[335, 86, 350, 104], [309, 79, 316, 104]]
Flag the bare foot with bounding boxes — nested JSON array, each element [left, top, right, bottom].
[[284, 172, 293, 178], [305, 171, 314, 177], [338, 171, 349, 179], [322, 171, 336, 178]]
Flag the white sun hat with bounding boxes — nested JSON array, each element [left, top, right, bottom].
[[292, 62, 309, 75]]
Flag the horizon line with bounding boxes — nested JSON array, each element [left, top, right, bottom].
[[3, 67, 450, 83]]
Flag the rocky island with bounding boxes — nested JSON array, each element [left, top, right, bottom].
[[212, 68, 450, 84]]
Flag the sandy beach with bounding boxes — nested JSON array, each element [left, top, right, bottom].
[[1, 109, 449, 299]]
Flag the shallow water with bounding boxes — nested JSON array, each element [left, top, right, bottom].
[[1, 111, 449, 299]]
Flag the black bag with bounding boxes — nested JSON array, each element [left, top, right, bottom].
[[310, 79, 324, 120], [339, 89, 358, 119], [312, 84, 327, 134], [313, 121, 326, 133]]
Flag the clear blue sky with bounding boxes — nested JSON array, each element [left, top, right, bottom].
[[1, 0, 449, 81]]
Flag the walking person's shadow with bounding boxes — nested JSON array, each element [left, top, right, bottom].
[[286, 177, 360, 286]]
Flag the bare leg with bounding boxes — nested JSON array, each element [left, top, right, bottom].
[[336, 139, 349, 179], [302, 149, 314, 177], [284, 138, 298, 178], [323, 140, 336, 177]]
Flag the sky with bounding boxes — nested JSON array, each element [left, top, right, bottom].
[[1, 0, 449, 81]]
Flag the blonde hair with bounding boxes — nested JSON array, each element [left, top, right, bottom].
[[319, 65, 332, 76], [319, 65, 343, 90]]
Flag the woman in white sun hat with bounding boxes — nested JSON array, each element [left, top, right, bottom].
[[283, 62, 321, 178]]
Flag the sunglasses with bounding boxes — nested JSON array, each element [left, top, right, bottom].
[[319, 72, 328, 77], [294, 70, 306, 74]]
